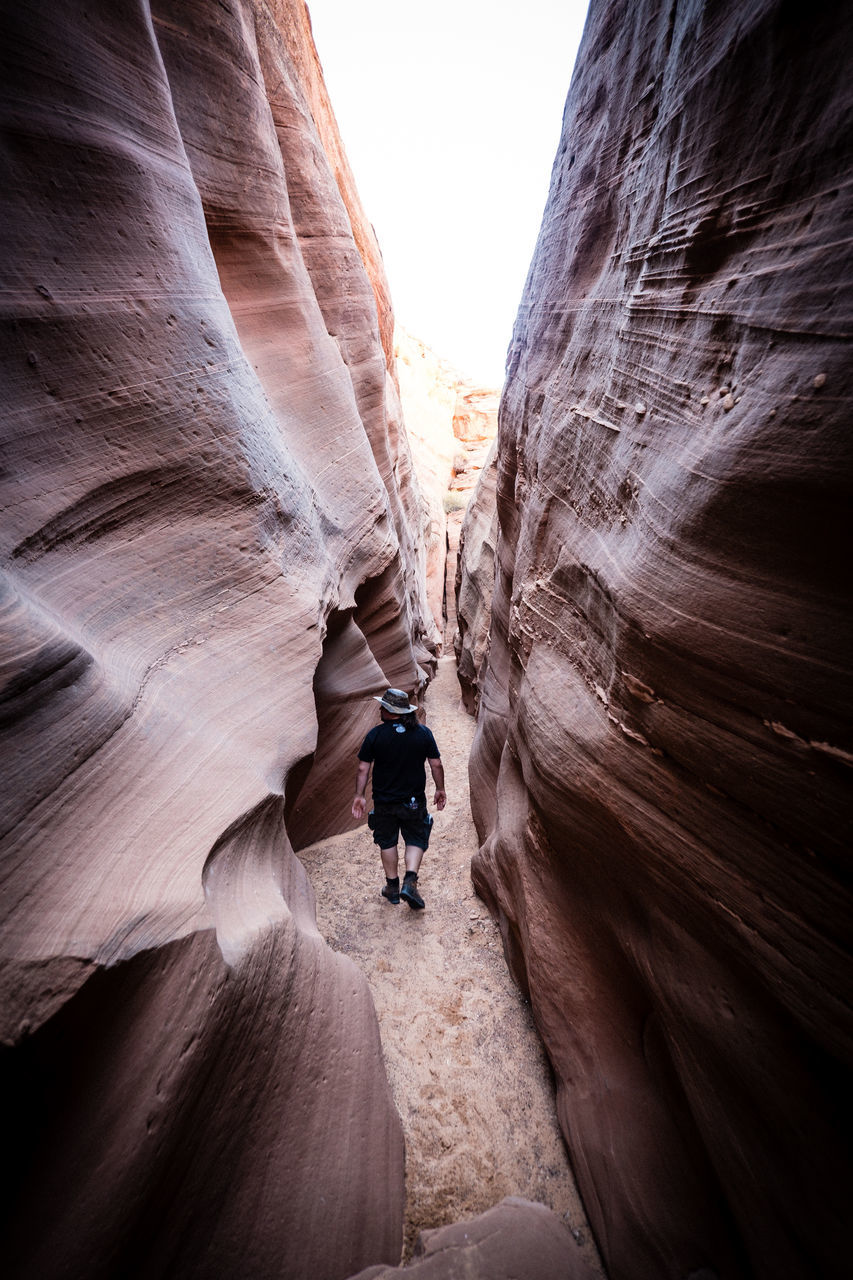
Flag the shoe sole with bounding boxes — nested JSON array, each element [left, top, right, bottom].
[[400, 888, 424, 910]]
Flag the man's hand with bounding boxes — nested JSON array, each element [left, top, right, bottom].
[[352, 795, 366, 820], [434, 789, 447, 812]]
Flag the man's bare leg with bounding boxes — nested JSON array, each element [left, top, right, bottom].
[[380, 845, 401, 903], [380, 846, 399, 878], [404, 845, 424, 874]]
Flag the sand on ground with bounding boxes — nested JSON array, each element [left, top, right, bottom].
[[298, 655, 604, 1272]]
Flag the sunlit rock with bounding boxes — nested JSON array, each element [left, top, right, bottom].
[[466, 1, 853, 1277], [395, 328, 498, 647]]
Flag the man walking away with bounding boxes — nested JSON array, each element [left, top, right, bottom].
[[351, 688, 446, 909]]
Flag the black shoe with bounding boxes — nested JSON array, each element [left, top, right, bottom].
[[381, 882, 400, 904], [400, 878, 424, 910]]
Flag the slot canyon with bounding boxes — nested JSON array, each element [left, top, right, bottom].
[[1, 2, 850, 1279]]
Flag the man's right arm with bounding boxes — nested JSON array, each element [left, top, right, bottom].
[[352, 760, 371, 820], [428, 757, 446, 811]]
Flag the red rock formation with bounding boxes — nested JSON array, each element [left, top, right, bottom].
[[450, 382, 499, 496], [394, 329, 459, 643], [444, 385, 499, 655], [455, 442, 498, 715], [0, 1, 434, 1274], [465, 2, 853, 1278], [395, 328, 499, 649]]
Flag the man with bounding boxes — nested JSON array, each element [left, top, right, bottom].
[[351, 687, 446, 909]]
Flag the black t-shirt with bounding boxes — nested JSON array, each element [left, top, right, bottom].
[[358, 721, 441, 804]]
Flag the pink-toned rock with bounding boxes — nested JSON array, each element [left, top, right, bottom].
[[394, 328, 498, 648], [450, 382, 500, 495], [349, 1198, 599, 1280], [0, 1, 436, 1274], [464, 1, 853, 1278], [455, 443, 498, 715], [445, 387, 498, 655], [395, 329, 459, 641]]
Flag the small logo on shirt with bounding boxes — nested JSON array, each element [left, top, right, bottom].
[[395, 724, 405, 733]]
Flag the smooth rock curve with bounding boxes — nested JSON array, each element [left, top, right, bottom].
[[0, 1, 433, 1274]]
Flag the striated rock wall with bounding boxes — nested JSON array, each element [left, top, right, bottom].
[[394, 327, 498, 648], [394, 329, 459, 641], [454, 440, 498, 715], [444, 383, 499, 652], [0, 1, 435, 1275], [465, 1, 853, 1277]]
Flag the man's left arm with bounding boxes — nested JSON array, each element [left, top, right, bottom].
[[428, 757, 446, 811]]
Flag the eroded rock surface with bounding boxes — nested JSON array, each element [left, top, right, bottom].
[[0, 1, 434, 1274], [395, 328, 498, 647], [455, 442, 498, 715], [464, 2, 853, 1277], [350, 1198, 599, 1280]]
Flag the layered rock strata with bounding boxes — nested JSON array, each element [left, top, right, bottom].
[[0, 1, 435, 1275], [394, 330, 459, 642], [444, 383, 498, 651], [394, 328, 498, 647], [464, 1, 853, 1278], [454, 441, 498, 715]]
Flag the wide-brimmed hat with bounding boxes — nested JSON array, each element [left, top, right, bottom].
[[375, 687, 418, 715]]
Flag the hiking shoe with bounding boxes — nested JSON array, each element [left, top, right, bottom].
[[381, 883, 400, 904], [400, 879, 425, 910]]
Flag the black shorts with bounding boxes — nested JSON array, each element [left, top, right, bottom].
[[368, 802, 433, 851]]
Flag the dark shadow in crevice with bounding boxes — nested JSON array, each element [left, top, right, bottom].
[[286, 607, 386, 852]]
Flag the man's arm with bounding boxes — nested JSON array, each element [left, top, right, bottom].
[[428, 757, 446, 811], [352, 760, 371, 820]]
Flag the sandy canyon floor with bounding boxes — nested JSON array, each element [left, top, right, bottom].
[[298, 656, 605, 1272]]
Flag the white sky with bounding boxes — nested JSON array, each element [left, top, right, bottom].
[[305, 0, 590, 388]]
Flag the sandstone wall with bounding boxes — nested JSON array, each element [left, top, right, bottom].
[[0, 1, 436, 1274], [394, 328, 499, 649], [454, 440, 498, 715], [465, 2, 853, 1277], [394, 329, 459, 642]]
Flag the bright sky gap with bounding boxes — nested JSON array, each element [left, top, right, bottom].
[[306, 0, 590, 388]]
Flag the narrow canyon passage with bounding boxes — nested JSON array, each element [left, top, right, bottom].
[[298, 657, 605, 1273]]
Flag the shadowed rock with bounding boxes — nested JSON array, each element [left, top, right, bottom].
[[462, 1, 853, 1277], [455, 441, 498, 715], [349, 1198, 599, 1280]]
